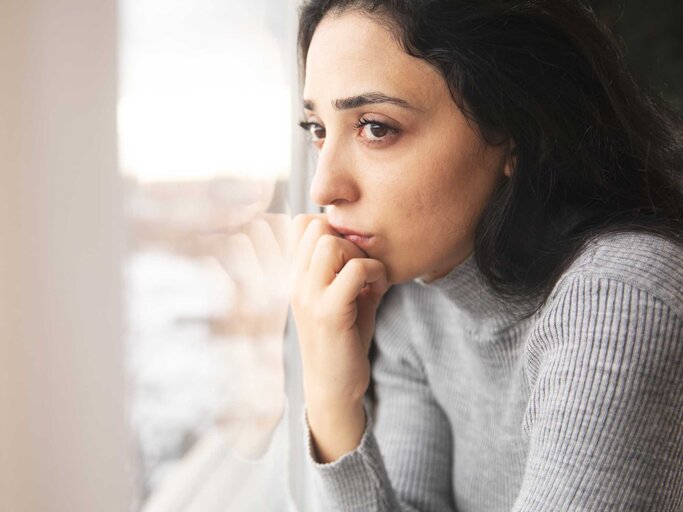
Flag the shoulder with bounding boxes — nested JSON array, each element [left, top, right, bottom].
[[527, 230, 683, 370], [548, 230, 683, 318], [525, 231, 683, 399]]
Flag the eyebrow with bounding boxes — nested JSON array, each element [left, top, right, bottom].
[[303, 92, 419, 112]]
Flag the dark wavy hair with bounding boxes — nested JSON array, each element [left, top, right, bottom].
[[297, 0, 683, 312]]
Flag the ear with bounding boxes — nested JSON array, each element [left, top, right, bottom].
[[504, 140, 517, 178]]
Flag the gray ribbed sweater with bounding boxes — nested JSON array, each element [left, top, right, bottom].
[[302, 231, 683, 511]]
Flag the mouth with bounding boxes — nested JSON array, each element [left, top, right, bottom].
[[329, 223, 375, 251]]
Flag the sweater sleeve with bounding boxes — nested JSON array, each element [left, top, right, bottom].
[[515, 274, 683, 511], [302, 326, 457, 511]]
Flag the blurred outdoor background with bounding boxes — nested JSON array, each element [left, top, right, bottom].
[[118, 0, 301, 509]]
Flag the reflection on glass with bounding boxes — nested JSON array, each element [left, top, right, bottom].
[[118, 0, 292, 509]]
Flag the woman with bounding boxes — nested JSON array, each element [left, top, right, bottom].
[[290, 0, 683, 510]]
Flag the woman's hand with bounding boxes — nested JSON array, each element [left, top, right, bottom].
[[290, 213, 391, 462]]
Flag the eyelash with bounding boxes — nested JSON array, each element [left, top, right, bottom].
[[298, 117, 399, 146]]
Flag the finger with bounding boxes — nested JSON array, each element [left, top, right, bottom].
[[327, 257, 390, 306], [291, 213, 327, 262], [292, 215, 335, 280], [258, 213, 292, 261], [307, 234, 369, 291], [243, 219, 283, 279]]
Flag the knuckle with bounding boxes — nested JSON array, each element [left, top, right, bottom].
[[308, 218, 324, 232], [300, 220, 319, 240], [293, 214, 314, 233], [316, 233, 339, 251], [345, 258, 366, 278], [292, 213, 307, 228]]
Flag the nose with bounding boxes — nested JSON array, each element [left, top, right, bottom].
[[309, 139, 359, 207]]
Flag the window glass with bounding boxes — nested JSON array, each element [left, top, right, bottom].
[[118, 0, 293, 507]]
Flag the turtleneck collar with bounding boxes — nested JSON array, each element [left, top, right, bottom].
[[413, 251, 543, 329]]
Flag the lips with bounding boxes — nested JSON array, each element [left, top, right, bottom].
[[329, 223, 373, 238], [329, 223, 375, 252]]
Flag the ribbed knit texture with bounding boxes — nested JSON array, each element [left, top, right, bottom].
[[302, 231, 683, 511]]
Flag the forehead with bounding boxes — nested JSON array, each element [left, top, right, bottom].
[[303, 10, 446, 111]]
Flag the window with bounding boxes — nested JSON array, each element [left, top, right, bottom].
[[119, 1, 307, 509]]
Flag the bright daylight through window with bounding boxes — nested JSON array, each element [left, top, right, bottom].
[[118, 1, 294, 509]]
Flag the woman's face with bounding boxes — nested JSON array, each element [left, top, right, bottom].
[[302, 10, 512, 284]]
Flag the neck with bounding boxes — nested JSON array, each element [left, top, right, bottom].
[[414, 251, 543, 330]]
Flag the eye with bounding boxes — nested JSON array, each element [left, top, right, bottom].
[[298, 121, 325, 143], [353, 117, 399, 145]]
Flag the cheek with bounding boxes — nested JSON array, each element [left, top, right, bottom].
[[377, 149, 465, 244], [366, 130, 494, 280], [377, 185, 463, 281], [386, 175, 480, 276], [426, 142, 500, 230]]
